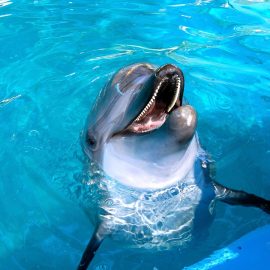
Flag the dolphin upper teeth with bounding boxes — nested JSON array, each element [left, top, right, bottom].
[[134, 77, 167, 122]]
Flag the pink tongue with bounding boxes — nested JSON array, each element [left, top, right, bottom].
[[129, 114, 167, 133]]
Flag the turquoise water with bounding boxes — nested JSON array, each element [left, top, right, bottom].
[[1, 0, 270, 269]]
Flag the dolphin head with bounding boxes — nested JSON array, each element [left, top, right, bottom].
[[83, 63, 198, 189]]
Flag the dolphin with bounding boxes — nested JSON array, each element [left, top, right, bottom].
[[77, 63, 270, 270]]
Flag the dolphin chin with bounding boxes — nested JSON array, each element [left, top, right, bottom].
[[102, 135, 199, 190]]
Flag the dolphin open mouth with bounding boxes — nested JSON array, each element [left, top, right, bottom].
[[126, 64, 184, 133]]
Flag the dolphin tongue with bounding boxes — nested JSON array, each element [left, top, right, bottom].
[[127, 111, 168, 133]]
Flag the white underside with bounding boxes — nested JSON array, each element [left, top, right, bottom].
[[102, 136, 199, 190]]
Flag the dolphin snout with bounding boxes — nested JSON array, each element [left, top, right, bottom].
[[155, 64, 185, 107], [155, 64, 183, 80]]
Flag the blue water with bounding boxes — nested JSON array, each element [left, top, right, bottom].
[[1, 0, 270, 269]]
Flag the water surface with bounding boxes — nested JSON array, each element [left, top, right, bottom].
[[1, 0, 270, 269]]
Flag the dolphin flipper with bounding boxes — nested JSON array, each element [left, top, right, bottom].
[[77, 223, 107, 270], [213, 182, 270, 214]]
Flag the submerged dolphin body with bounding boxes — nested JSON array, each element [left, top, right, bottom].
[[78, 63, 270, 270]]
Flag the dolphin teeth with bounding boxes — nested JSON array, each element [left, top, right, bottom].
[[167, 76, 181, 113], [134, 77, 167, 122], [134, 75, 181, 122]]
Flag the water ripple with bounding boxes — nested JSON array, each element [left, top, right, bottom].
[[234, 25, 270, 36], [0, 94, 21, 107], [1, 0, 270, 269], [86, 50, 133, 62], [0, 0, 12, 8]]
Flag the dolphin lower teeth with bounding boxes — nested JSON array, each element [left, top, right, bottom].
[[167, 76, 181, 113]]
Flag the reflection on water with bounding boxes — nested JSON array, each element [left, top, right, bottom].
[[0, 0, 270, 269]]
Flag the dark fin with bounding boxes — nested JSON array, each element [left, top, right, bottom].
[[77, 223, 107, 270], [213, 182, 270, 214]]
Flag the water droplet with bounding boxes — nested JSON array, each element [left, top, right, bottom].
[[169, 187, 179, 196], [202, 162, 207, 168]]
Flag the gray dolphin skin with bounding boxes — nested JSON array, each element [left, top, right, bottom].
[[78, 63, 270, 270]]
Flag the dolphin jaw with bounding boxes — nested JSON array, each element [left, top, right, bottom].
[[126, 74, 182, 134], [134, 76, 169, 122]]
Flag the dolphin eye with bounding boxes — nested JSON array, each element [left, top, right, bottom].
[[86, 133, 96, 148]]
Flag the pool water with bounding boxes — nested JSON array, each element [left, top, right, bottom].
[[1, 0, 270, 269]]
